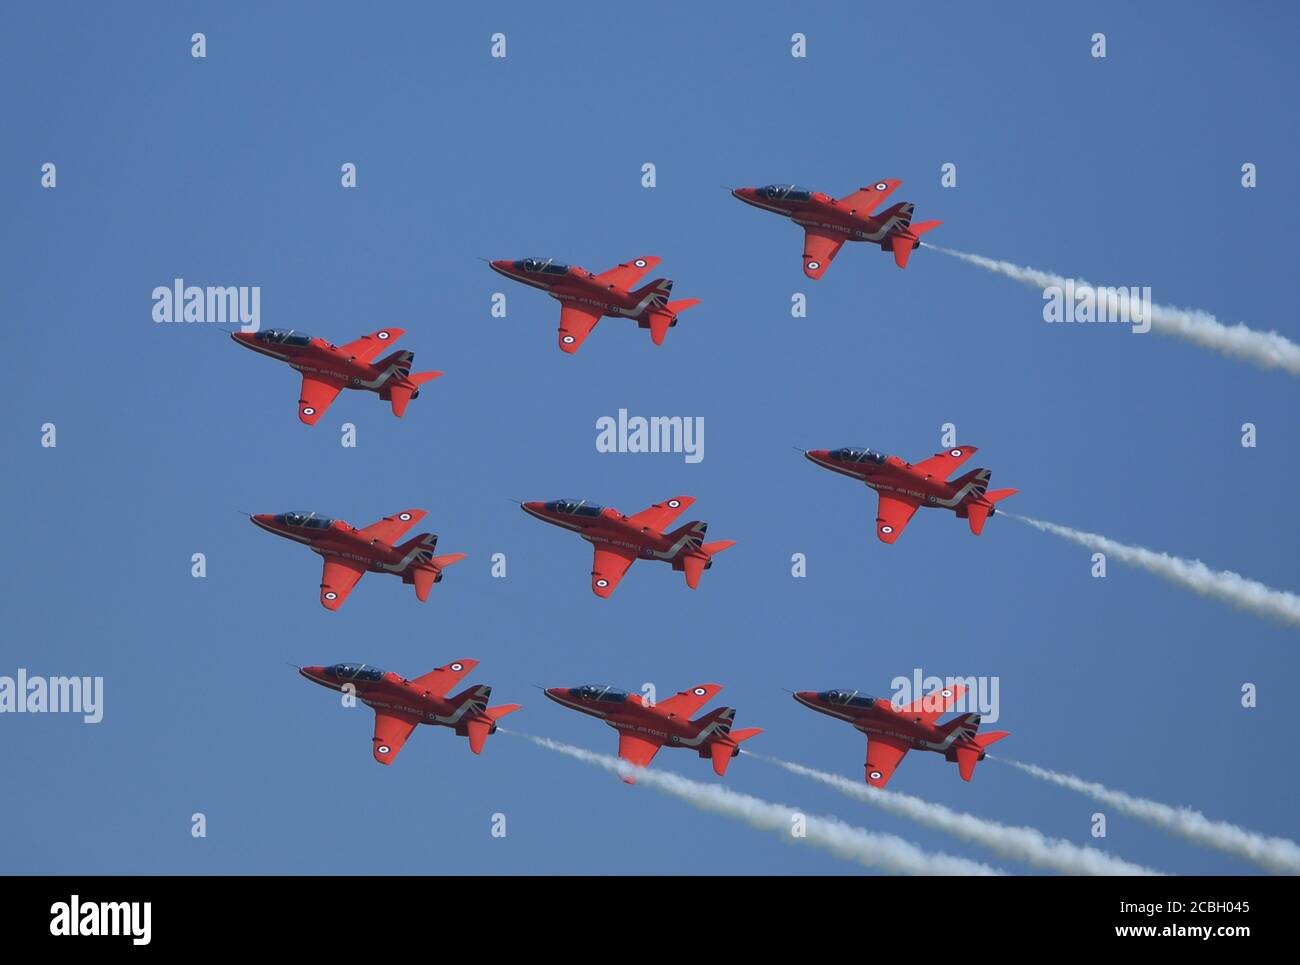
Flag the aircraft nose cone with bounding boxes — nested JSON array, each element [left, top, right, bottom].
[[299, 665, 325, 682], [489, 259, 511, 273], [252, 513, 273, 525], [522, 501, 543, 514], [543, 687, 563, 702], [230, 331, 254, 346], [794, 690, 817, 703], [804, 449, 828, 463]]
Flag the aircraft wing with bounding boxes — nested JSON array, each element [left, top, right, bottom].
[[895, 683, 968, 723], [865, 734, 910, 788], [910, 446, 979, 480], [338, 327, 405, 363], [626, 496, 695, 532], [655, 683, 722, 719], [837, 179, 901, 215], [358, 509, 428, 546], [557, 301, 603, 354], [319, 558, 367, 610], [595, 256, 661, 291], [298, 375, 345, 425], [409, 659, 479, 698], [801, 227, 847, 280], [372, 708, 421, 765], [591, 544, 638, 598], [617, 732, 662, 770], [874, 493, 921, 544]]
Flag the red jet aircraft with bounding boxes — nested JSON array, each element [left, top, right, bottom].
[[731, 181, 941, 278], [249, 508, 465, 610], [521, 497, 734, 598], [794, 684, 1009, 787], [231, 327, 441, 424], [489, 256, 699, 353], [804, 445, 1017, 544], [299, 659, 519, 764], [545, 682, 762, 782]]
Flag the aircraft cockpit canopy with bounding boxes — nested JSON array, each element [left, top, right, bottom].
[[515, 258, 571, 276], [278, 511, 335, 530], [759, 184, 813, 202], [546, 499, 604, 518], [325, 663, 386, 682], [255, 329, 313, 347], [830, 447, 887, 465], [570, 684, 630, 703], [822, 690, 877, 708]]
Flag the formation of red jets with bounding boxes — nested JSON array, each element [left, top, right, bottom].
[[299, 660, 1006, 788], [239, 177, 1013, 789]]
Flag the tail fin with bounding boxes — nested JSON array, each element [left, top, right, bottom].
[[630, 277, 674, 310], [375, 348, 414, 375], [464, 703, 521, 755], [938, 712, 982, 740], [877, 201, 914, 230]]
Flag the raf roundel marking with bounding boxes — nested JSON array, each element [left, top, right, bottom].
[[377, 331, 391, 340], [693, 687, 707, 696], [950, 449, 963, 457], [869, 770, 883, 781], [398, 513, 412, 521], [880, 525, 894, 535], [323, 591, 338, 601], [377, 744, 391, 754], [302, 406, 316, 416], [450, 662, 464, 672], [807, 260, 821, 270], [941, 688, 953, 698], [562, 335, 575, 344], [595, 578, 609, 588], [634, 259, 647, 268], [667, 499, 681, 508], [875, 182, 889, 191]]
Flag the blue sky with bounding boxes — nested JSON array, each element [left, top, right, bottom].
[[2, 1, 1297, 874]]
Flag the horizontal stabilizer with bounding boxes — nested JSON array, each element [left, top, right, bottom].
[[465, 704, 521, 755]]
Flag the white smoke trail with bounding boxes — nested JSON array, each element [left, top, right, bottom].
[[1007, 513, 1300, 628], [1000, 759, 1300, 875], [512, 732, 1003, 875], [758, 754, 1161, 876], [924, 244, 1300, 375]]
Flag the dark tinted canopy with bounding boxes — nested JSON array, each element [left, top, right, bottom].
[[256, 328, 313, 347], [515, 258, 571, 275], [570, 684, 630, 703], [759, 184, 813, 202], [277, 511, 335, 530], [546, 499, 604, 518], [829, 447, 887, 465]]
